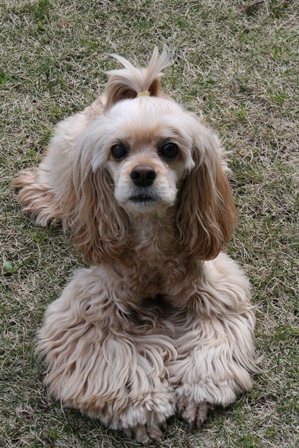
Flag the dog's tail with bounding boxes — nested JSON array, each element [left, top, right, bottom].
[[104, 47, 172, 110]]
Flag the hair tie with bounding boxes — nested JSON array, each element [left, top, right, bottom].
[[137, 91, 150, 97]]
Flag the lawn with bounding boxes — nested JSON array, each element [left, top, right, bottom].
[[1, 0, 298, 447]]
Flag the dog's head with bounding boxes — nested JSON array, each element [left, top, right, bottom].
[[66, 48, 236, 263]]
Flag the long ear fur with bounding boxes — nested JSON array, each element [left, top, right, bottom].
[[63, 148, 130, 265], [177, 131, 236, 260], [104, 47, 172, 110]]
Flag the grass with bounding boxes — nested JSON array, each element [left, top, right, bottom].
[[1, 0, 298, 446]]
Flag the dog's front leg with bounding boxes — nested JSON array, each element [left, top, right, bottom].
[[37, 266, 176, 444], [167, 255, 256, 428], [170, 311, 255, 428]]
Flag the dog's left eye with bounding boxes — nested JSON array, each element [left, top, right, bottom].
[[111, 144, 128, 160], [159, 143, 179, 160]]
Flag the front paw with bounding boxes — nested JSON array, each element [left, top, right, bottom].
[[119, 390, 175, 444], [178, 399, 214, 429], [124, 421, 166, 445]]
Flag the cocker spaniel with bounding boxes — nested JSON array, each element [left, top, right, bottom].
[[14, 48, 256, 444]]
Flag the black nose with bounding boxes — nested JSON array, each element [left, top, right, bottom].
[[130, 165, 157, 187]]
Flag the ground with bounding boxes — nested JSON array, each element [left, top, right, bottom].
[[1, 1, 298, 447]]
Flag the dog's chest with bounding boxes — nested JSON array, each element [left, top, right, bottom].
[[121, 249, 188, 298], [121, 216, 190, 297]]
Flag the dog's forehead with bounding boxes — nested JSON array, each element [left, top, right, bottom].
[[117, 124, 179, 149], [107, 98, 192, 148]]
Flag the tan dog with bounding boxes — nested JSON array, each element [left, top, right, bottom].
[[15, 48, 256, 444]]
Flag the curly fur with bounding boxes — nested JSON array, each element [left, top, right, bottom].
[[14, 48, 256, 445]]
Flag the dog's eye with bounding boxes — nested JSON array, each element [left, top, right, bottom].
[[111, 144, 128, 160], [159, 143, 179, 160]]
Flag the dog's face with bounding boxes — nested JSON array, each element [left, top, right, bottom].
[[89, 97, 195, 215], [72, 94, 235, 263]]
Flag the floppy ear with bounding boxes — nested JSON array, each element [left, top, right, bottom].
[[63, 150, 131, 265], [176, 131, 236, 260]]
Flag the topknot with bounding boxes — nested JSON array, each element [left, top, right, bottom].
[[104, 47, 172, 110]]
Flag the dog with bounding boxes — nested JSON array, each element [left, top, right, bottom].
[[14, 48, 256, 444]]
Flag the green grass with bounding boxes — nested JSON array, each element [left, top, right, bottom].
[[1, 0, 298, 447]]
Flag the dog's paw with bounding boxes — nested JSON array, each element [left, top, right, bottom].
[[124, 421, 166, 445], [178, 400, 214, 429]]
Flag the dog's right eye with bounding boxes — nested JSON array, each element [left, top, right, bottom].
[[111, 144, 128, 160], [159, 142, 179, 160]]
